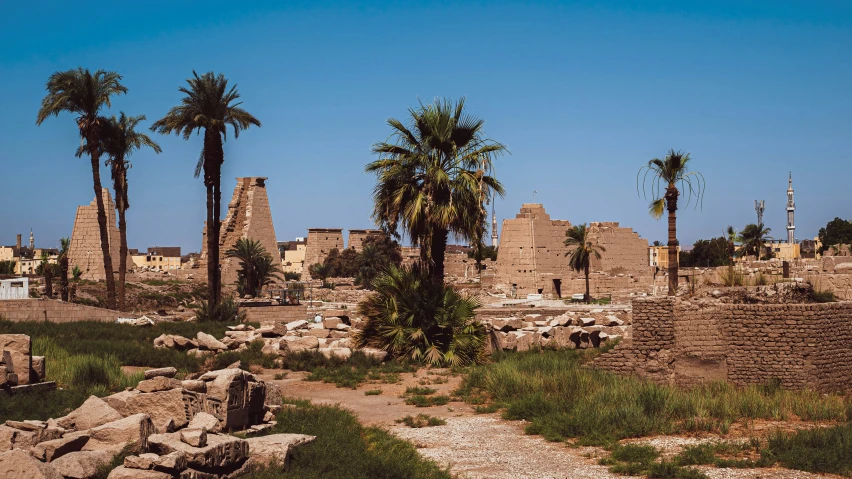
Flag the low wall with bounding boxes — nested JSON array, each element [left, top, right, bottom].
[[0, 299, 127, 323], [242, 305, 310, 324], [594, 297, 852, 392]]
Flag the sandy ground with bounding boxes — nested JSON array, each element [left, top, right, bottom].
[[261, 369, 838, 479]]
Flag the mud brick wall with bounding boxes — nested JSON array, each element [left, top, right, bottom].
[[0, 299, 127, 322], [67, 188, 134, 281], [242, 305, 310, 324], [594, 297, 852, 392], [198, 178, 282, 288]]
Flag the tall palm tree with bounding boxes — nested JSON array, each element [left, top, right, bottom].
[[638, 149, 705, 296], [39, 252, 53, 297], [101, 113, 161, 310], [151, 71, 260, 308], [739, 223, 772, 260], [59, 237, 70, 302], [367, 98, 507, 282], [36, 68, 127, 309], [564, 224, 606, 303]]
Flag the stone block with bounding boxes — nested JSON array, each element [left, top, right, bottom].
[[0, 334, 31, 386]]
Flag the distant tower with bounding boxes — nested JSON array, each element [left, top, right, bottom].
[[754, 200, 765, 226], [29, 228, 34, 250], [491, 203, 499, 248], [786, 172, 795, 244]]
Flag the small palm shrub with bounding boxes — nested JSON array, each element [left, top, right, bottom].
[[196, 295, 245, 322], [354, 264, 486, 367]]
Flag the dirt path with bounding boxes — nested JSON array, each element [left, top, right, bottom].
[[261, 369, 834, 479]]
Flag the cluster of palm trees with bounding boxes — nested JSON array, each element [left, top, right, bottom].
[[225, 238, 282, 297], [726, 223, 774, 261], [37, 68, 258, 311]]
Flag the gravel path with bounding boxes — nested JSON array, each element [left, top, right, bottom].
[[392, 415, 625, 479]]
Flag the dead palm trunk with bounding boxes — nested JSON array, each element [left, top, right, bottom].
[[584, 263, 591, 303], [117, 200, 128, 311], [665, 185, 679, 296], [88, 125, 117, 309]]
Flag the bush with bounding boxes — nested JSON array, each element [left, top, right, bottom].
[[241, 401, 452, 478], [355, 264, 486, 367], [196, 296, 245, 322], [457, 349, 848, 446], [405, 395, 450, 407], [396, 414, 446, 428], [761, 423, 852, 476], [720, 266, 744, 287]]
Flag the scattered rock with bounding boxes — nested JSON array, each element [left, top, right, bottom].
[[143, 368, 177, 380], [31, 434, 89, 462], [106, 466, 172, 479], [187, 413, 219, 433], [180, 428, 207, 448], [148, 432, 248, 470], [196, 332, 227, 351], [245, 433, 315, 468], [123, 453, 160, 470], [56, 396, 123, 431], [135, 376, 181, 393], [84, 414, 155, 454], [0, 448, 62, 479], [50, 450, 112, 479]]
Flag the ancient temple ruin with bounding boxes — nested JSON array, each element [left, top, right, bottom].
[[67, 188, 133, 281], [198, 177, 282, 288], [494, 203, 651, 297]]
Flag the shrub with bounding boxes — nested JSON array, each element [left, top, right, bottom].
[[403, 386, 437, 396], [396, 414, 446, 428], [364, 389, 382, 396], [761, 423, 852, 476], [355, 264, 486, 367], [196, 295, 245, 322], [720, 266, 744, 286], [405, 395, 450, 407]]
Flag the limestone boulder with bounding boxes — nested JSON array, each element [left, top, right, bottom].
[[279, 336, 319, 353], [549, 315, 572, 327], [57, 396, 123, 431], [196, 332, 227, 351], [286, 320, 307, 331], [181, 380, 206, 393], [0, 334, 32, 385], [147, 432, 248, 470], [123, 453, 159, 470], [358, 348, 388, 362], [605, 315, 624, 326], [84, 414, 155, 454], [322, 318, 341, 329], [143, 367, 177, 380], [0, 448, 62, 479], [515, 332, 541, 352], [103, 389, 187, 432], [31, 434, 89, 462], [107, 466, 172, 479], [187, 413, 219, 433], [305, 329, 330, 339], [50, 450, 113, 479], [135, 376, 182, 393], [180, 429, 207, 448], [579, 317, 595, 326], [491, 318, 523, 331], [319, 347, 351, 360], [30, 356, 46, 383], [245, 433, 315, 468]]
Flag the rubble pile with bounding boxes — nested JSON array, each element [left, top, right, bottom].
[[0, 366, 314, 478], [482, 311, 630, 351], [154, 317, 387, 362]]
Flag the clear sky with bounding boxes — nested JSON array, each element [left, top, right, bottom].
[[1, 1, 850, 252]]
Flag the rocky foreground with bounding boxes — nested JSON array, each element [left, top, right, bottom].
[[0, 366, 313, 479]]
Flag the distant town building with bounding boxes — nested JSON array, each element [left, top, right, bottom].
[[132, 246, 182, 271], [279, 238, 307, 274], [649, 244, 681, 269]]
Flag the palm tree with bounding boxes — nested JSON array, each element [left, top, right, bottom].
[[101, 113, 161, 310], [225, 238, 281, 297], [70, 265, 83, 302], [725, 225, 741, 265], [59, 237, 70, 301], [38, 252, 54, 297], [36, 68, 127, 309], [564, 224, 606, 303], [638, 149, 705, 296], [357, 243, 385, 290], [367, 98, 507, 282], [354, 264, 485, 367], [739, 223, 772, 260], [151, 71, 260, 309], [308, 262, 333, 288]]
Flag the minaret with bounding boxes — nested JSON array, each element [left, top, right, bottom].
[[491, 203, 499, 248], [786, 173, 795, 244], [29, 228, 34, 250]]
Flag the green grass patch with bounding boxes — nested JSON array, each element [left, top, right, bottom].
[[405, 395, 450, 407], [473, 404, 499, 414], [600, 444, 708, 478], [242, 400, 451, 478], [403, 386, 437, 396], [211, 341, 279, 371], [364, 389, 382, 396], [396, 414, 446, 428], [761, 423, 852, 476], [456, 349, 848, 446], [280, 350, 415, 389]]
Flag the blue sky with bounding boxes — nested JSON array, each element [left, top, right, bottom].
[[1, 1, 850, 252]]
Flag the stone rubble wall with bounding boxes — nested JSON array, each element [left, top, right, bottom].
[[0, 299, 128, 323], [594, 297, 852, 392], [67, 188, 134, 281]]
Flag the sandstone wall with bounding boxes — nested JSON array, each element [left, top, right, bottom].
[[347, 230, 383, 253], [0, 299, 127, 323], [198, 178, 282, 288], [594, 297, 852, 391], [303, 229, 344, 277], [242, 305, 310, 324], [67, 188, 134, 281], [494, 204, 651, 297]]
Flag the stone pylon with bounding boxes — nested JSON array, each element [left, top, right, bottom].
[[67, 188, 133, 281], [198, 177, 282, 289]]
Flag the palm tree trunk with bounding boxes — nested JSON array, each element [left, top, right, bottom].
[[60, 257, 69, 301], [430, 227, 448, 282], [584, 263, 590, 303], [44, 270, 52, 297], [665, 185, 679, 296], [117, 205, 128, 311], [212, 159, 223, 306], [205, 182, 216, 307], [89, 129, 117, 309]]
